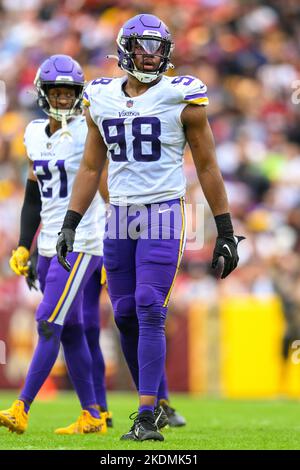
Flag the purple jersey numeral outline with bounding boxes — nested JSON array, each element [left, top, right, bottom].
[[33, 160, 68, 199], [91, 78, 113, 85], [102, 118, 127, 161], [171, 76, 195, 86], [102, 117, 161, 162]]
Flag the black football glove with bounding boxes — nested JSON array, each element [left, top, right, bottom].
[[56, 228, 75, 272], [26, 249, 38, 291], [212, 235, 245, 279]]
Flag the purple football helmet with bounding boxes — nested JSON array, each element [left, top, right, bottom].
[[117, 14, 174, 83], [34, 54, 85, 121]]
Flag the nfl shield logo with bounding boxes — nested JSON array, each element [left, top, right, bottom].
[[126, 100, 134, 108], [47, 142, 52, 149]]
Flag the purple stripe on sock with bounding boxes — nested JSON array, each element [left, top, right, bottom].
[[139, 405, 154, 414], [86, 406, 100, 419]]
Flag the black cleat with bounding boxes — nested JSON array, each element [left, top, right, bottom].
[[120, 411, 164, 441], [159, 400, 187, 427], [154, 405, 169, 429]]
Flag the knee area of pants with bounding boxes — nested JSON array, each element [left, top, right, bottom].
[[114, 296, 136, 328], [135, 285, 158, 308], [61, 323, 84, 344]]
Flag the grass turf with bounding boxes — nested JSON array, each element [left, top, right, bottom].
[[0, 391, 299, 450]]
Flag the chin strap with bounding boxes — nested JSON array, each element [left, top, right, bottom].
[[60, 113, 73, 142], [106, 54, 175, 81]]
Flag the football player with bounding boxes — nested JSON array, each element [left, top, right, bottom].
[[0, 55, 110, 435], [98, 163, 186, 429], [57, 15, 244, 441]]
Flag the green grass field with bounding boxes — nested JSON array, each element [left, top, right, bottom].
[[0, 391, 299, 450]]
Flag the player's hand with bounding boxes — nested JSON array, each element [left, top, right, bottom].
[[9, 246, 30, 276], [212, 235, 245, 279], [26, 250, 38, 291], [56, 228, 75, 272]]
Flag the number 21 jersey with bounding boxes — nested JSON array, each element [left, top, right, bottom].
[[84, 75, 209, 205], [24, 116, 105, 257]]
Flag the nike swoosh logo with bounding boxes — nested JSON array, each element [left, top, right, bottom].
[[154, 408, 163, 427], [223, 244, 232, 256], [158, 208, 171, 214]]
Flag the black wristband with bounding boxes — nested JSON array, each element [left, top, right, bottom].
[[19, 179, 41, 249], [214, 213, 234, 237], [62, 210, 82, 231]]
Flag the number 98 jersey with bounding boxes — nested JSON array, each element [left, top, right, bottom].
[[83, 75, 209, 205], [24, 116, 106, 257]]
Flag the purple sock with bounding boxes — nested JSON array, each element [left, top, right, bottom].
[[20, 400, 31, 414], [61, 323, 99, 415], [19, 321, 62, 407], [114, 295, 168, 397], [136, 292, 167, 396], [114, 309, 169, 403], [157, 373, 169, 402], [85, 405, 100, 418], [114, 296, 140, 389], [85, 326, 107, 410], [139, 405, 154, 414]]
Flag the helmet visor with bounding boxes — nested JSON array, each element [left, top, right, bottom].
[[136, 38, 163, 54]]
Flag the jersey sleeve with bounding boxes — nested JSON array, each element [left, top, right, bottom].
[[172, 76, 209, 106], [82, 81, 91, 108], [82, 80, 98, 123], [83, 78, 114, 108]]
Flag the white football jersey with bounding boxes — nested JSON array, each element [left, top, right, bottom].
[[24, 116, 106, 257], [83, 74, 209, 205]]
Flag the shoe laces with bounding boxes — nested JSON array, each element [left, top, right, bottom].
[[128, 411, 156, 431]]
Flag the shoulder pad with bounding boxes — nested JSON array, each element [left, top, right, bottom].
[[170, 75, 209, 106], [83, 77, 115, 107]]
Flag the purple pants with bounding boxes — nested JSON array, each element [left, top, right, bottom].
[[36, 252, 102, 326], [19, 252, 106, 410], [104, 198, 186, 397]]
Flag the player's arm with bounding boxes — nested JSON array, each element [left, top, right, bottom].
[[98, 159, 109, 286], [9, 161, 41, 277], [68, 108, 107, 214], [182, 105, 229, 214], [56, 108, 107, 271], [99, 159, 109, 203], [182, 104, 244, 278]]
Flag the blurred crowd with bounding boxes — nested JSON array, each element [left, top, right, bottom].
[[1, 0, 300, 354]]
